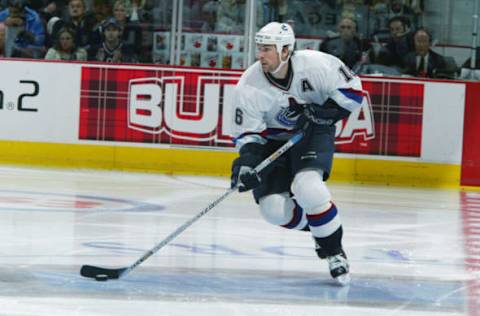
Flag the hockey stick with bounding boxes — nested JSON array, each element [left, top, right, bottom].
[[80, 130, 305, 281]]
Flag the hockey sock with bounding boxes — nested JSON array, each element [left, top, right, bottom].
[[313, 226, 343, 256], [306, 203, 343, 255]]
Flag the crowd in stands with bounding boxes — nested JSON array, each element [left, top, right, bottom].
[[0, 0, 475, 79], [317, 1, 458, 79], [0, 0, 152, 62]]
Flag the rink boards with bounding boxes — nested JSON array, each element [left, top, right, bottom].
[[0, 59, 476, 187]]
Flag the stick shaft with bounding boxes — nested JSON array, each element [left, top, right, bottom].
[[122, 187, 235, 277]]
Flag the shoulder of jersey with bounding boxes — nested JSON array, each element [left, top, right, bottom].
[[237, 61, 264, 87], [293, 50, 340, 71], [294, 50, 337, 64]]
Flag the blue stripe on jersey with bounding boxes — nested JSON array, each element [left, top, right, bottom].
[[338, 88, 365, 104], [306, 204, 338, 227]]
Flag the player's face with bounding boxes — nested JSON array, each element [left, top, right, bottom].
[[256, 44, 280, 72]]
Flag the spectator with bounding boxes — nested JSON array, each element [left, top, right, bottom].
[[127, 0, 151, 23], [403, 28, 450, 78], [25, 0, 48, 11], [127, 0, 153, 63], [320, 17, 370, 69], [63, 0, 98, 51], [45, 1, 68, 18], [27, 0, 68, 22], [151, 1, 171, 29], [389, 0, 417, 20], [462, 47, 480, 69], [199, 0, 216, 33], [459, 48, 480, 79], [284, 0, 337, 37], [214, 0, 242, 34], [215, 0, 264, 34], [337, 0, 369, 36], [263, 0, 288, 23], [90, 17, 137, 63], [91, 0, 111, 24], [44, 26, 87, 60], [0, 0, 45, 58], [45, 15, 63, 47], [369, 0, 390, 40], [370, 0, 420, 40], [376, 15, 414, 68], [0, 22, 5, 56], [112, 0, 142, 58]]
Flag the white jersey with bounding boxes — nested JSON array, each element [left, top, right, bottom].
[[232, 50, 365, 149]]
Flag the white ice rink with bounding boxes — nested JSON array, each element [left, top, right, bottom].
[[0, 165, 478, 316]]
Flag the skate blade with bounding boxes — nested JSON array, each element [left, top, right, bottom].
[[334, 272, 351, 286]]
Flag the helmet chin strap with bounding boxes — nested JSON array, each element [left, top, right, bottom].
[[270, 50, 291, 76]]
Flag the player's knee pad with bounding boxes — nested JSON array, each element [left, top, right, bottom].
[[291, 169, 331, 213], [259, 193, 304, 227]]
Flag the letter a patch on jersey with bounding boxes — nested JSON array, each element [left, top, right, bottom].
[[301, 79, 314, 92]]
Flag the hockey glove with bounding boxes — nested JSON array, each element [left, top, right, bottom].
[[290, 98, 351, 130], [231, 142, 265, 192]]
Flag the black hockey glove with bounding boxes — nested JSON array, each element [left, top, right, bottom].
[[231, 142, 265, 192], [289, 98, 351, 131]]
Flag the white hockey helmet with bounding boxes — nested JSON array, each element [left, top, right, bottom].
[[255, 22, 295, 55]]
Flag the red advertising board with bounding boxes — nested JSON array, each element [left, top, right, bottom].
[[79, 67, 239, 147], [461, 81, 480, 186], [79, 66, 424, 157], [336, 80, 424, 156]]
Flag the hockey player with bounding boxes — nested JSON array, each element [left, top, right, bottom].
[[230, 22, 365, 285]]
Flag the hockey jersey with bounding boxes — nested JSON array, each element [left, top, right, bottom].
[[232, 50, 365, 148]]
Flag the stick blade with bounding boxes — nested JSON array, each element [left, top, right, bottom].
[[80, 265, 126, 280]]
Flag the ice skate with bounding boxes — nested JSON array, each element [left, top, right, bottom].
[[326, 250, 350, 286]]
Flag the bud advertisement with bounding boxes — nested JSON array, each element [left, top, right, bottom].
[[78, 65, 422, 157]]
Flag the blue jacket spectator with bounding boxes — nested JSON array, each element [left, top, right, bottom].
[[0, 1, 45, 49]]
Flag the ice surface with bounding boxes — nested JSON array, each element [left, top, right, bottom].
[[0, 166, 477, 316]]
